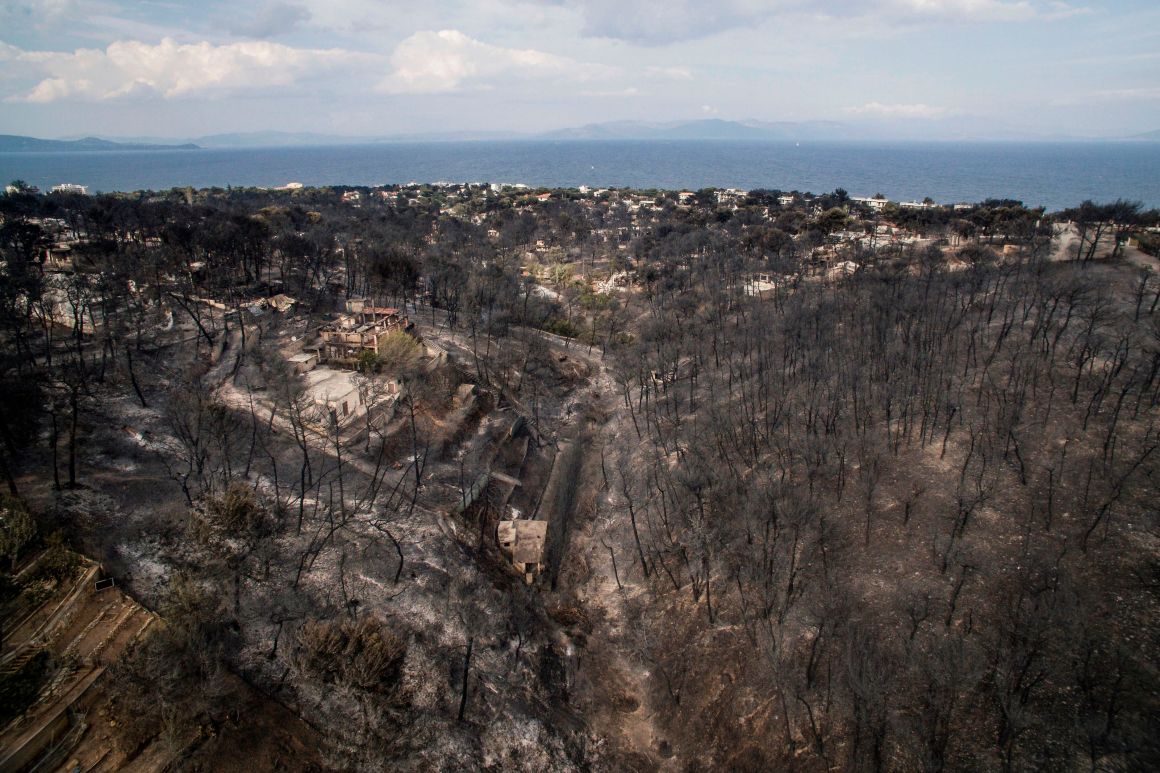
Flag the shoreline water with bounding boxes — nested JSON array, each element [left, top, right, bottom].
[[2, 139, 1159, 211]]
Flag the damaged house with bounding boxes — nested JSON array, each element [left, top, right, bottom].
[[317, 300, 411, 366], [496, 519, 548, 584]]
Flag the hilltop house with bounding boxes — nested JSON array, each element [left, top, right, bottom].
[[317, 299, 411, 366], [851, 195, 889, 211]]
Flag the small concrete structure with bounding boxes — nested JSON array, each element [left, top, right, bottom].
[[827, 260, 860, 279], [745, 272, 780, 299], [303, 368, 364, 425], [288, 351, 319, 374], [497, 520, 548, 584]]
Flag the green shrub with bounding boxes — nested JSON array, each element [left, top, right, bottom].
[[377, 331, 422, 374], [543, 318, 580, 338], [1137, 232, 1160, 258], [30, 532, 80, 585], [0, 495, 35, 569], [356, 349, 380, 374]]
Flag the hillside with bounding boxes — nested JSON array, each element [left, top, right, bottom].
[[1, 183, 1157, 771], [541, 118, 860, 141], [0, 135, 199, 152]]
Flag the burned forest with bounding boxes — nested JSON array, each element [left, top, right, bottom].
[[1, 182, 1159, 771]]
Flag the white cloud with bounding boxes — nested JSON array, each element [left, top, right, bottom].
[[845, 102, 955, 118], [884, 0, 1035, 21], [881, 0, 1087, 22], [378, 29, 613, 94], [5, 38, 366, 102], [574, 0, 777, 45], [0, 42, 24, 63], [647, 66, 694, 80], [578, 87, 640, 97], [1050, 87, 1160, 107], [296, 0, 570, 36], [568, 0, 1081, 44]]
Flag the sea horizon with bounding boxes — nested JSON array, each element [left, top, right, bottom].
[[3, 138, 1159, 212]]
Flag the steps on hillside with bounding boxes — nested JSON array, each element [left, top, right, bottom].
[[0, 646, 43, 680], [2, 564, 101, 666]]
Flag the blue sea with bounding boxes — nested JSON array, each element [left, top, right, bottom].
[[2, 140, 1159, 212]]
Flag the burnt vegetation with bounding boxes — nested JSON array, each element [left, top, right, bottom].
[[1, 180, 1159, 770]]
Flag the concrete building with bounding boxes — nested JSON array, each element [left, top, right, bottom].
[[497, 520, 548, 584], [303, 368, 365, 426], [851, 195, 890, 211], [287, 351, 319, 374], [317, 301, 410, 366]]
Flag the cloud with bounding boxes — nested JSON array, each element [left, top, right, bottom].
[[573, 0, 775, 45], [566, 0, 1081, 44], [646, 66, 694, 80], [884, 0, 1035, 21], [845, 102, 955, 118], [0, 42, 23, 62], [578, 87, 640, 97], [378, 29, 612, 94], [1050, 87, 1160, 107], [220, 2, 312, 39], [880, 0, 1087, 22], [4, 38, 366, 102]]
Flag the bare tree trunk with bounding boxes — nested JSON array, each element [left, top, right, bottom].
[[458, 636, 474, 722]]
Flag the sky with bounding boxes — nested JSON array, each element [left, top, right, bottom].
[[0, 0, 1158, 140]]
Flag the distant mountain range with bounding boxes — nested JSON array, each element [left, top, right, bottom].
[[66, 129, 520, 148], [0, 134, 199, 152], [3, 121, 1158, 151], [538, 119, 860, 141]]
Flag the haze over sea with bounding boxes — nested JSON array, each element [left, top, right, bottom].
[[3, 140, 1159, 212]]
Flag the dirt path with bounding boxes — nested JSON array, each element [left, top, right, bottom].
[[422, 307, 675, 767], [1051, 223, 1080, 262], [1050, 223, 1158, 272], [536, 339, 682, 770], [1122, 244, 1160, 272]]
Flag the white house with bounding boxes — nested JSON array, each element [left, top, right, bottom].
[[303, 369, 365, 426], [851, 196, 889, 211]]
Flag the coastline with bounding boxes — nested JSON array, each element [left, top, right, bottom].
[[2, 139, 1159, 211]]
